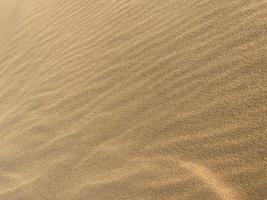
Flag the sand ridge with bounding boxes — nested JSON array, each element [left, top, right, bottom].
[[0, 0, 266, 199]]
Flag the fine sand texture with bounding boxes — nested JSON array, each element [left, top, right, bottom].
[[0, 0, 266, 199]]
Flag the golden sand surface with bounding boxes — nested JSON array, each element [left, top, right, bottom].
[[0, 0, 266, 199]]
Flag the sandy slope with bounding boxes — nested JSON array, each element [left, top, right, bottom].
[[0, 0, 266, 199]]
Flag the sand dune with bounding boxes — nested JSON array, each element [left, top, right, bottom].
[[0, 0, 266, 199]]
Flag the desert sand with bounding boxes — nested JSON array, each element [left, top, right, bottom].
[[0, 0, 266, 199]]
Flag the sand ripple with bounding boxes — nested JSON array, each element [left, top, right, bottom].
[[0, 0, 266, 199]]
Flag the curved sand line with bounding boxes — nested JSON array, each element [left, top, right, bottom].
[[179, 161, 239, 200]]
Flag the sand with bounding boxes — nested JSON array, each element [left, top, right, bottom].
[[0, 0, 266, 199]]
